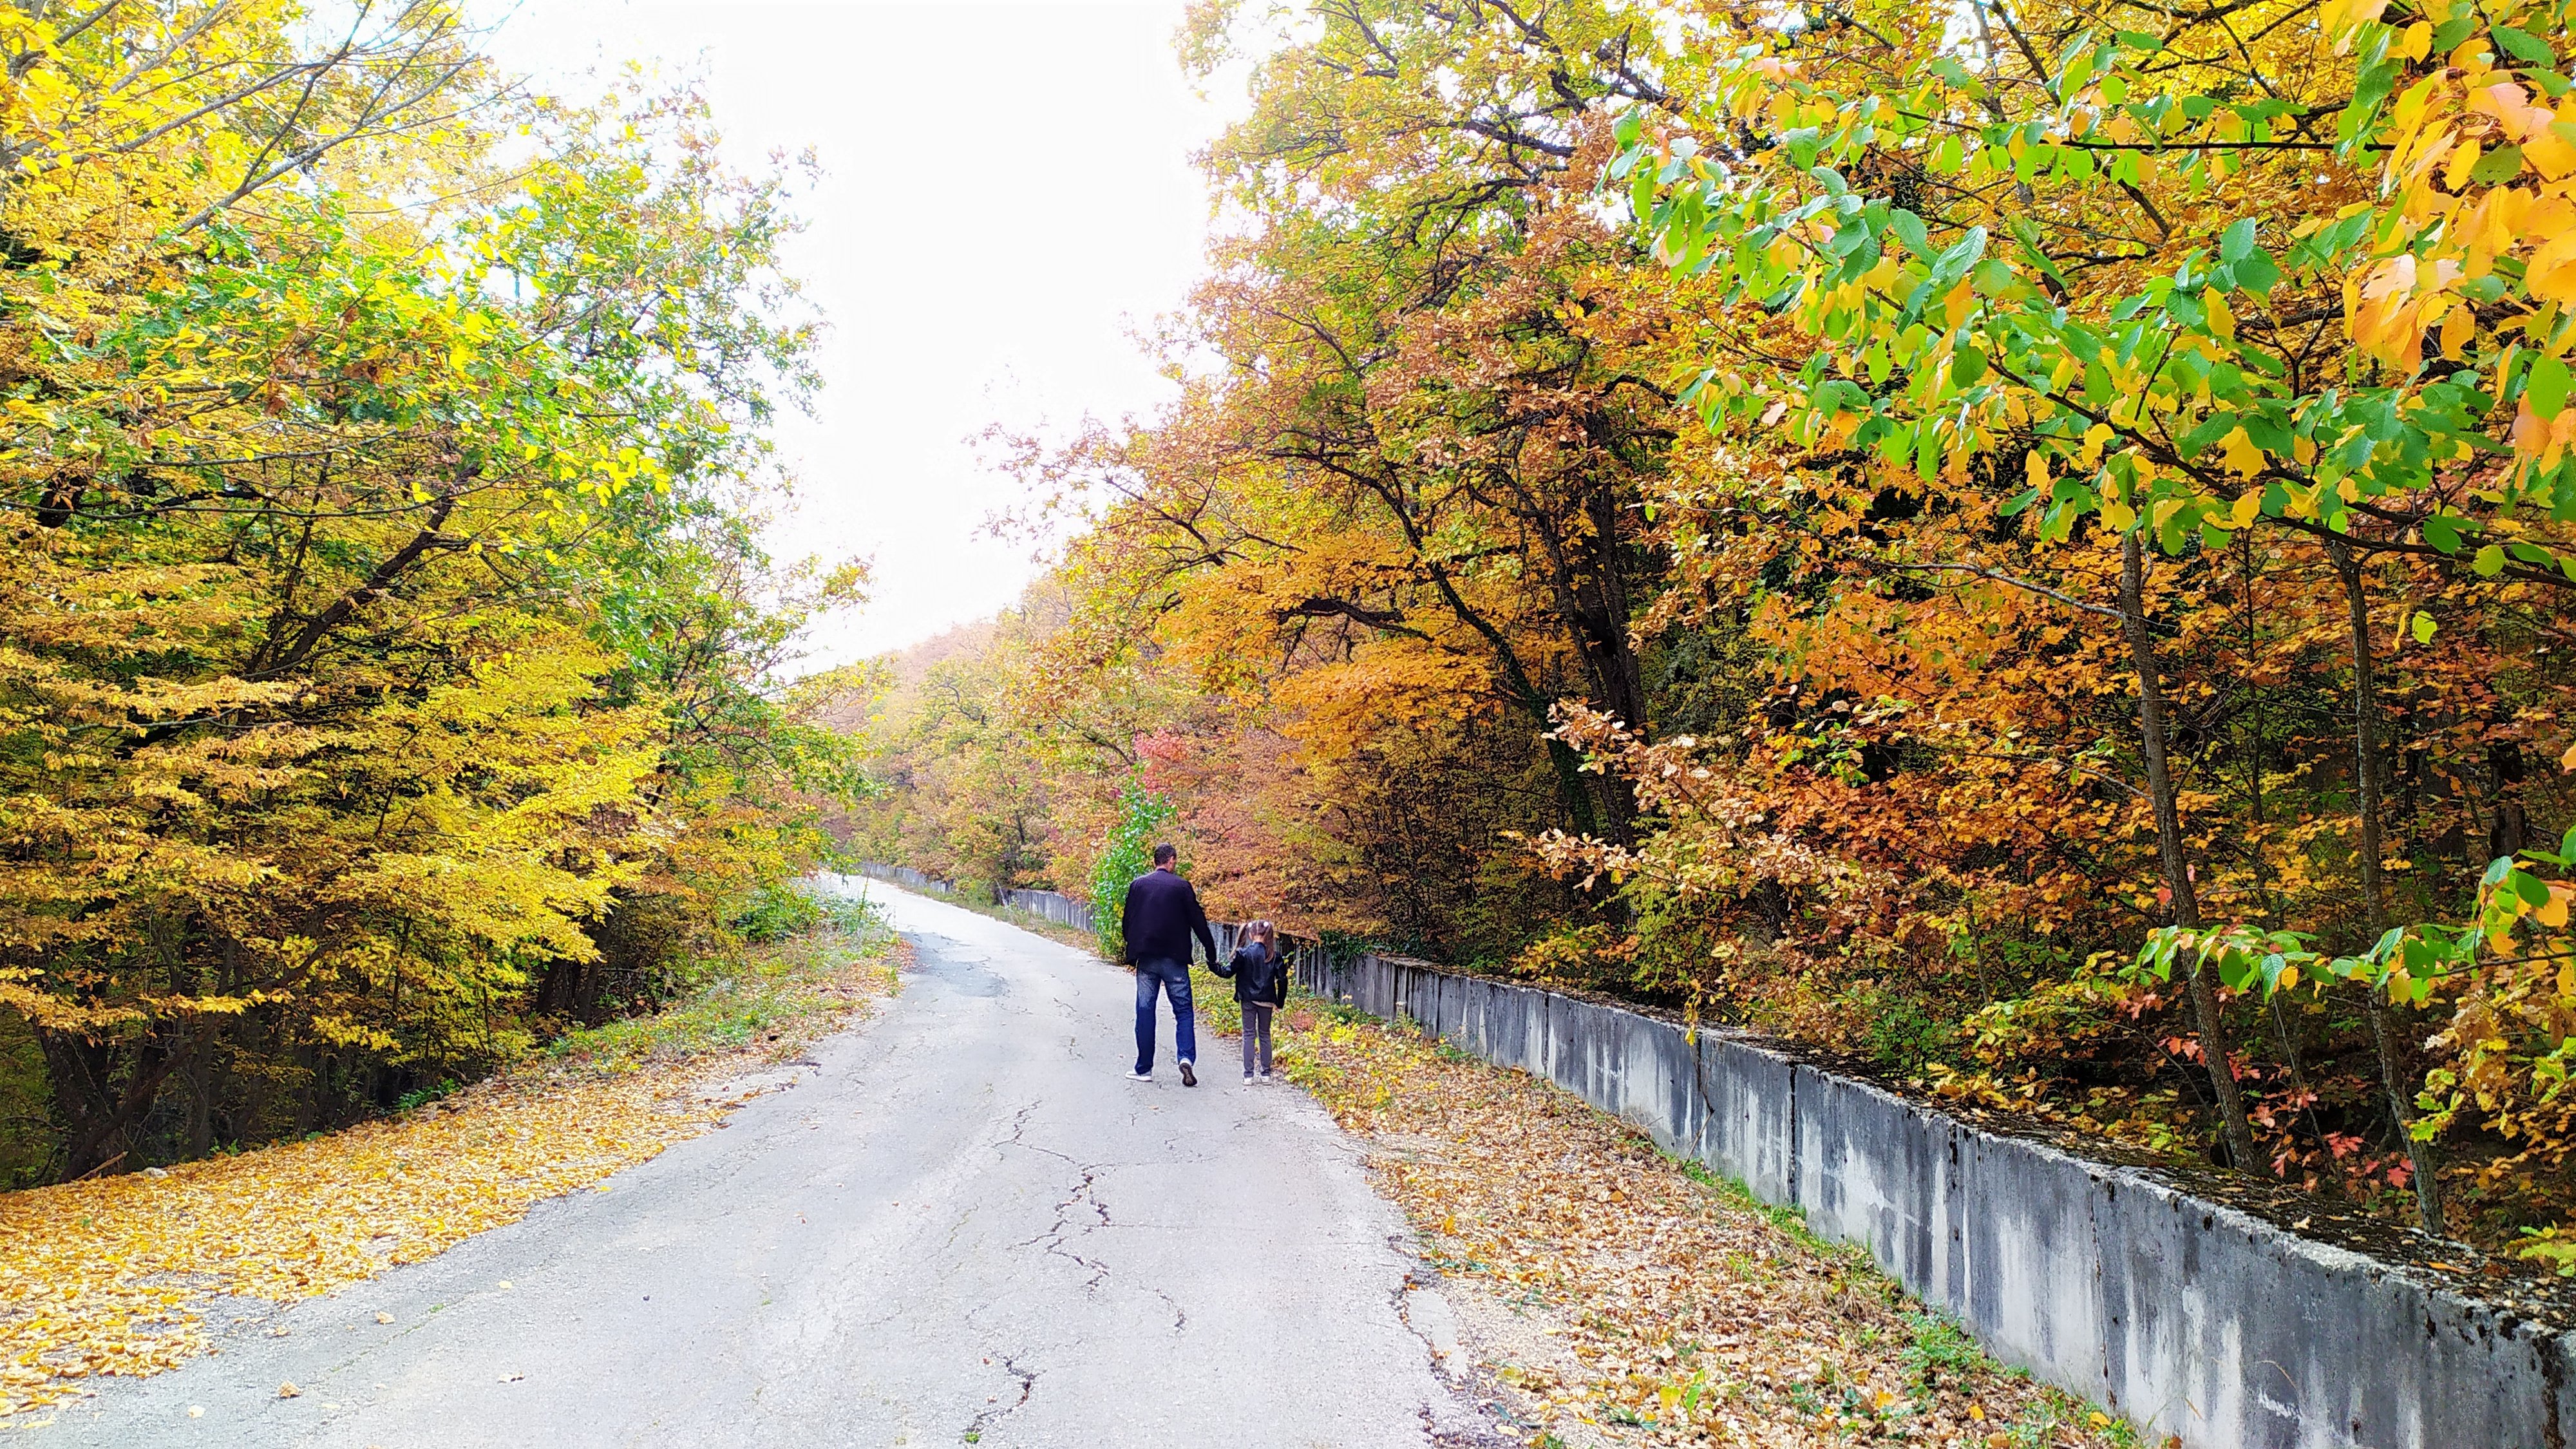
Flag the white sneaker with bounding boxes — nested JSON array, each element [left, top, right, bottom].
[[1179, 1060, 1197, 1088], [1242, 1073, 1255, 1084], [1126, 1069, 1151, 1081]]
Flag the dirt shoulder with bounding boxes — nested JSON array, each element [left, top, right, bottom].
[[1277, 999, 2152, 1449]]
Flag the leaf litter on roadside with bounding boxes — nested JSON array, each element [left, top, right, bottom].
[[0, 925, 901, 1418], [1275, 1003, 2152, 1448]]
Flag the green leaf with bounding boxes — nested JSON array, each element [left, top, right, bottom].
[[1888, 208, 1933, 260], [2412, 611, 2438, 644], [2494, 25, 2556, 64], [2231, 248, 2280, 294], [2476, 544, 2508, 577], [2179, 413, 2237, 458], [2528, 353, 2570, 419], [2219, 218, 2257, 264], [1931, 227, 1987, 283], [2471, 145, 2527, 184]]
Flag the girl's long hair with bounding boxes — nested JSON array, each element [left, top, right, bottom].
[[1241, 920, 1276, 956]]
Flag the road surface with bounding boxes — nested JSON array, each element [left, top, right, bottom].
[[30, 882, 1484, 1448]]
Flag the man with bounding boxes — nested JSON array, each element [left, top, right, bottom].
[[1121, 842, 1216, 1086]]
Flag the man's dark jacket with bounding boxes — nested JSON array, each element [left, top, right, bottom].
[[1121, 867, 1216, 967]]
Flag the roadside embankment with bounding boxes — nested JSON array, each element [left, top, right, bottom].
[[0, 913, 898, 1420], [1282, 998, 2135, 1447]]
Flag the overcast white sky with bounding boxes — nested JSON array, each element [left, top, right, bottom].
[[484, 0, 1223, 666]]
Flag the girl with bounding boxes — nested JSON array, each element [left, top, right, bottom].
[[1217, 920, 1289, 1083]]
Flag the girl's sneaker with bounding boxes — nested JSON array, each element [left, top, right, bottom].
[[1242, 1073, 1255, 1084]]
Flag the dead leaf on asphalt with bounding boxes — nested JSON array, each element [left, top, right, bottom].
[[0, 946, 897, 1417]]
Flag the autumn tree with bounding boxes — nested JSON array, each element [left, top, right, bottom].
[[875, 0, 2576, 1253], [0, 7, 854, 1179]]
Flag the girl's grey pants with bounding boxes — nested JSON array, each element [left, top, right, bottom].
[[1242, 1003, 1274, 1075]]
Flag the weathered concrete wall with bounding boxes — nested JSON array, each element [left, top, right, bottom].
[[998, 887, 1095, 933], [1297, 947, 2571, 1449], [903, 878, 2572, 1448], [858, 862, 952, 898]]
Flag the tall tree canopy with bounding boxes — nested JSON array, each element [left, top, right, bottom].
[[0, 2, 858, 1182], [878, 0, 2576, 1258]]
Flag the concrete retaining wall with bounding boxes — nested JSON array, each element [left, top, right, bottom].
[[857, 862, 952, 897], [1318, 950, 2575, 1449], [875, 873, 2571, 1448], [999, 887, 1095, 932]]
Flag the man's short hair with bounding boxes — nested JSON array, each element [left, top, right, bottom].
[[1151, 843, 1177, 866]]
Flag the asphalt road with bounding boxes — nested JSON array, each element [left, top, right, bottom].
[[31, 881, 1481, 1448]]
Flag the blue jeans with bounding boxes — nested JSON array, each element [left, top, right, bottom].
[[1133, 957, 1197, 1074]]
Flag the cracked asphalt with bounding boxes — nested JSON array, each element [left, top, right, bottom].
[[27, 880, 1481, 1449]]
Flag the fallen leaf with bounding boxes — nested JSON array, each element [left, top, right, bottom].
[[276, 1382, 299, 1399], [1280, 1003, 2133, 1446], [0, 942, 897, 1412]]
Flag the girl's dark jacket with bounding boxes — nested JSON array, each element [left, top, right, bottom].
[[1213, 942, 1288, 1007]]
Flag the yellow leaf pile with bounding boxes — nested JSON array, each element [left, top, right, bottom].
[[0, 936, 898, 1417], [1280, 1007, 2139, 1447]]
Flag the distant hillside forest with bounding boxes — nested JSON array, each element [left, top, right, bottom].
[[848, 0, 2576, 1258], [0, 5, 859, 1186]]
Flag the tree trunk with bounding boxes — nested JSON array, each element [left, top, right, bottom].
[[2119, 531, 2259, 1171], [2489, 735, 2529, 862], [37, 1030, 176, 1180], [182, 1025, 216, 1158], [2324, 535, 2445, 1234], [536, 958, 585, 1017]]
